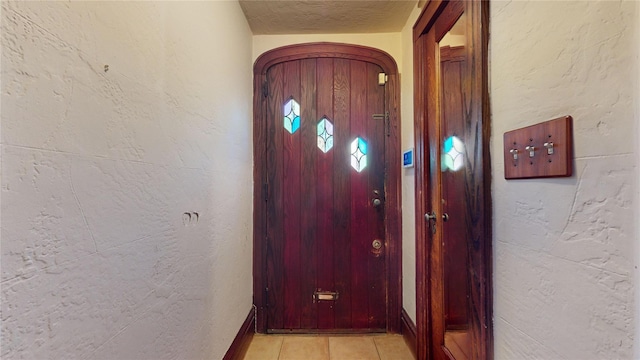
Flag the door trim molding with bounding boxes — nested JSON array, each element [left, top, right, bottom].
[[401, 308, 418, 359], [413, 1, 493, 359], [254, 43, 399, 77], [252, 42, 402, 333]]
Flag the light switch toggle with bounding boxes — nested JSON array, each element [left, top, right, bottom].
[[510, 149, 519, 160], [525, 145, 536, 157], [544, 142, 554, 155]]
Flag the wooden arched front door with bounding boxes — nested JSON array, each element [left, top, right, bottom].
[[252, 43, 401, 333]]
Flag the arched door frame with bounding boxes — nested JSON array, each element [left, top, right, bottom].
[[252, 43, 402, 333]]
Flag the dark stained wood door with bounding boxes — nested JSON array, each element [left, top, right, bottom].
[[264, 58, 387, 332], [413, 0, 492, 359], [425, 5, 475, 358], [440, 45, 470, 332]]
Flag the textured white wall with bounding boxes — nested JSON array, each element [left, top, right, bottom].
[[1, 1, 253, 359], [635, 1, 640, 357], [399, 5, 421, 325], [491, 1, 637, 358]]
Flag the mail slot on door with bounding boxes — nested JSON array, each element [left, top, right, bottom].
[[313, 291, 339, 302]]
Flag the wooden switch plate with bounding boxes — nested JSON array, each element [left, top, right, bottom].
[[503, 116, 573, 179]]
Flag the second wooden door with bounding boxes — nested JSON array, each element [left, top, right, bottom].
[[413, 0, 492, 359]]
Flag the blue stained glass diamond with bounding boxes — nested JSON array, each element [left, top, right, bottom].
[[284, 98, 301, 134]]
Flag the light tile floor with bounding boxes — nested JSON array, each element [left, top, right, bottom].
[[243, 334, 415, 360]]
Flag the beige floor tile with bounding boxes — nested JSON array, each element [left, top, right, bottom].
[[279, 336, 329, 360], [373, 335, 415, 360], [329, 337, 379, 360], [243, 334, 283, 360]]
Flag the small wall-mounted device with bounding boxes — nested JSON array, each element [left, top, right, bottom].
[[378, 72, 388, 85], [403, 148, 414, 168]]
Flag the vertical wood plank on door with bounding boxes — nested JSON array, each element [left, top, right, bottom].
[[300, 58, 318, 329], [266, 63, 285, 330], [283, 61, 302, 330], [316, 58, 335, 329], [367, 62, 386, 330], [385, 72, 402, 333], [253, 69, 267, 331], [349, 60, 369, 328], [333, 58, 352, 329]]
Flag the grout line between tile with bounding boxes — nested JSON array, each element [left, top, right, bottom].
[[373, 336, 382, 360], [276, 336, 284, 360]]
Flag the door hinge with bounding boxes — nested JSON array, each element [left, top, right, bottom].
[[386, 114, 391, 137], [263, 183, 269, 202], [264, 286, 269, 307], [263, 82, 268, 98]]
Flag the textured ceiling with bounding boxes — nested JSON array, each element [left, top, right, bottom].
[[239, 0, 418, 35]]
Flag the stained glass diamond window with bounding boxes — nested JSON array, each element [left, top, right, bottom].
[[442, 135, 465, 171], [284, 98, 300, 134], [317, 118, 334, 153], [350, 137, 368, 172]]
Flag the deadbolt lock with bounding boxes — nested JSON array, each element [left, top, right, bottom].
[[372, 239, 383, 250]]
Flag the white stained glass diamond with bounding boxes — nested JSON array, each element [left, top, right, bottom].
[[317, 118, 334, 153], [350, 137, 368, 172], [442, 135, 465, 172]]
